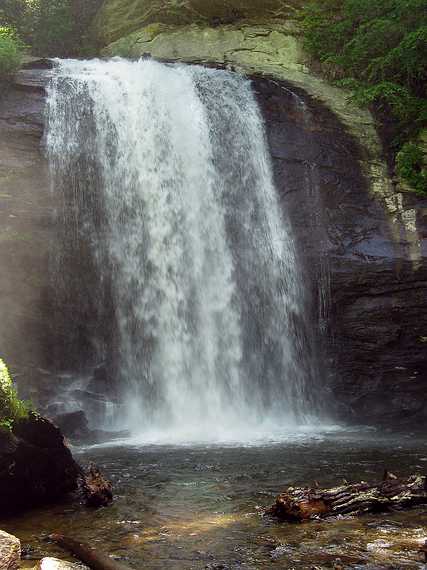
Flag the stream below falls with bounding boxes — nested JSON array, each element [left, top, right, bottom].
[[1, 431, 427, 569]]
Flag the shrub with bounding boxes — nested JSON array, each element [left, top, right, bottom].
[[0, 27, 23, 77], [300, 0, 427, 195], [0, 358, 30, 431], [396, 142, 427, 195]]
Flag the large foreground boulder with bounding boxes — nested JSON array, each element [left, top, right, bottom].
[[0, 530, 20, 570], [0, 412, 81, 514]]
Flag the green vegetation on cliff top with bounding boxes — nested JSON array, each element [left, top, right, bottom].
[[0, 0, 103, 57], [0, 358, 30, 431], [300, 0, 427, 194], [0, 27, 23, 77]]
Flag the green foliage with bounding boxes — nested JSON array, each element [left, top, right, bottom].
[[32, 0, 74, 56], [0, 358, 30, 431], [0, 26, 24, 77], [300, 0, 427, 195], [396, 142, 427, 195], [0, 0, 103, 57]]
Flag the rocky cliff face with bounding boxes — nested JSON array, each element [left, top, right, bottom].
[[91, 0, 427, 426], [0, 8, 426, 428], [95, 0, 302, 45], [0, 69, 53, 397], [255, 79, 427, 426]]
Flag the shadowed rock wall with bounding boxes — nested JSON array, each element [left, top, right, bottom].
[[255, 78, 427, 426], [0, 71, 53, 396]]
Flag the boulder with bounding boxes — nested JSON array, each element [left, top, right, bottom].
[[35, 557, 89, 569], [0, 413, 81, 514], [0, 531, 20, 570], [52, 411, 90, 440], [51, 409, 128, 444]]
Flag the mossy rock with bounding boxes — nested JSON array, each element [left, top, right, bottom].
[[95, 0, 303, 44], [103, 22, 305, 71], [0, 358, 29, 431]]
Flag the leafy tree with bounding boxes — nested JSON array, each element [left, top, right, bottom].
[[32, 0, 74, 56], [0, 0, 103, 57], [0, 358, 30, 431], [300, 0, 427, 194], [0, 26, 24, 77]]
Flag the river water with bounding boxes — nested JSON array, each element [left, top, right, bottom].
[[2, 431, 427, 569]]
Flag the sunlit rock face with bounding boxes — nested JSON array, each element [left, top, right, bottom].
[[95, 0, 302, 45], [96, 0, 391, 205]]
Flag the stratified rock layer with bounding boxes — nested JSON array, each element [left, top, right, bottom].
[[95, 0, 302, 44], [255, 79, 427, 425], [0, 70, 52, 399]]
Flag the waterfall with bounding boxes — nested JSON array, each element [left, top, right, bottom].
[[46, 58, 318, 442]]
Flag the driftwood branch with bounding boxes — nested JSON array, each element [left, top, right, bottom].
[[81, 463, 113, 508], [267, 473, 427, 523], [49, 534, 133, 570]]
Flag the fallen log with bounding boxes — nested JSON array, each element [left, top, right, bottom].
[[49, 534, 133, 570], [267, 473, 427, 523]]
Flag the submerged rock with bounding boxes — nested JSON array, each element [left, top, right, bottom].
[[0, 413, 81, 514], [0, 530, 20, 570]]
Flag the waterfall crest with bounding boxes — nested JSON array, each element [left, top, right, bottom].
[[46, 58, 317, 442]]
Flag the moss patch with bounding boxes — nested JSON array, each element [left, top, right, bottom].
[[0, 358, 30, 431]]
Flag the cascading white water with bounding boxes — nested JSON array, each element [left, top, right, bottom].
[[46, 58, 319, 443]]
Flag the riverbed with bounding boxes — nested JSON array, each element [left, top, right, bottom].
[[2, 430, 427, 569]]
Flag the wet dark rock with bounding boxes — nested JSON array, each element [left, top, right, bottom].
[[21, 58, 55, 70], [52, 410, 90, 440], [0, 413, 81, 514], [256, 77, 427, 427], [51, 410, 128, 444], [87, 364, 116, 397]]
